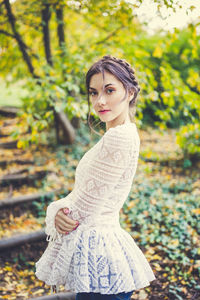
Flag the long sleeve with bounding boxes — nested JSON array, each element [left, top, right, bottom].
[[45, 190, 74, 243], [44, 123, 140, 243]]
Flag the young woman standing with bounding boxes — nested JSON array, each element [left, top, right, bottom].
[[35, 55, 156, 300]]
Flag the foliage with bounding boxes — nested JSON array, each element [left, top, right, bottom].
[[121, 177, 200, 299], [0, 0, 200, 158], [1, 110, 200, 298], [176, 123, 200, 162], [122, 24, 200, 129], [15, 50, 88, 148], [32, 193, 54, 218]]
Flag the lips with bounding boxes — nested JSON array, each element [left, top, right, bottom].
[[99, 110, 110, 112]]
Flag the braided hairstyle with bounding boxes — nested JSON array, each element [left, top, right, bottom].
[[86, 55, 140, 133]]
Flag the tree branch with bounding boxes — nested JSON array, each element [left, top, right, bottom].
[[0, 29, 14, 38], [0, 29, 39, 60], [96, 25, 125, 45], [3, 0, 37, 77]]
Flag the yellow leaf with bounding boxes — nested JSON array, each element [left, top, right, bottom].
[[152, 254, 162, 260], [150, 198, 156, 205], [152, 263, 162, 271], [192, 208, 200, 214], [143, 210, 149, 216], [17, 140, 24, 148], [127, 201, 136, 209], [33, 289, 45, 295], [171, 239, 179, 247], [181, 287, 187, 294], [171, 276, 177, 282], [153, 46, 163, 58]]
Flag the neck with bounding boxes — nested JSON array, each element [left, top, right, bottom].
[[106, 114, 131, 131]]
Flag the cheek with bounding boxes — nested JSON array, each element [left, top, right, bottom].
[[91, 97, 98, 107], [109, 91, 125, 105]]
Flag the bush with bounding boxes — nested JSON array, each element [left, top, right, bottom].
[[176, 123, 200, 161]]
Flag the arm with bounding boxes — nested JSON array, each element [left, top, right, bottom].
[[45, 190, 74, 242]]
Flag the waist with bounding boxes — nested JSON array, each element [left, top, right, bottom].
[[79, 214, 121, 228]]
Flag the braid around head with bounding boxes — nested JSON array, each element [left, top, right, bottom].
[[101, 55, 141, 106]]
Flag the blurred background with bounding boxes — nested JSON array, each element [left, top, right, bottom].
[[0, 0, 199, 299]]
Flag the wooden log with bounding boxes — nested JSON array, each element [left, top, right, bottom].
[[0, 105, 19, 117], [0, 140, 18, 149], [0, 159, 34, 168], [0, 229, 46, 251], [0, 133, 9, 138], [0, 188, 65, 208], [29, 292, 76, 300], [8, 168, 29, 175], [55, 111, 75, 144], [71, 116, 80, 129], [0, 170, 49, 187]]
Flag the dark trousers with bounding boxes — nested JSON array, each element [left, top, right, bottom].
[[75, 291, 133, 300]]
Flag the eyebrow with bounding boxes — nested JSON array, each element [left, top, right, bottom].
[[89, 83, 115, 90]]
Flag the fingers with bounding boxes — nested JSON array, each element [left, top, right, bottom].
[[57, 209, 78, 226], [56, 221, 78, 234], [56, 218, 75, 231], [55, 208, 79, 233], [55, 224, 67, 234]]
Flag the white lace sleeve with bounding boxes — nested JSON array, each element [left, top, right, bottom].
[[45, 191, 74, 243], [44, 124, 140, 243]]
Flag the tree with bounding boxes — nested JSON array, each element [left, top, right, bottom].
[[0, 0, 138, 146], [0, 0, 199, 160]]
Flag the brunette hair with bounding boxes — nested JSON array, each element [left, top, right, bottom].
[[85, 55, 140, 135]]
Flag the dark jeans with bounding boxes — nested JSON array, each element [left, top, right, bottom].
[[75, 291, 133, 300]]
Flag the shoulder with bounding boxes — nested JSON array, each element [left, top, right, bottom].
[[103, 123, 140, 147]]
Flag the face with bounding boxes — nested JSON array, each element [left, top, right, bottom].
[[89, 71, 132, 129]]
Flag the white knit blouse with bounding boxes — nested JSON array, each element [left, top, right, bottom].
[[35, 122, 156, 295]]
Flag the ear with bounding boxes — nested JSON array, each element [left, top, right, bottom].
[[128, 89, 135, 102]]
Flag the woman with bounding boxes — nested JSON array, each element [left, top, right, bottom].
[[35, 55, 156, 300]]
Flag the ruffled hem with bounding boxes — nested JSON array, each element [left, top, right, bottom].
[[35, 225, 156, 294]]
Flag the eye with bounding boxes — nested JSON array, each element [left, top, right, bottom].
[[106, 88, 114, 94], [89, 91, 97, 96]]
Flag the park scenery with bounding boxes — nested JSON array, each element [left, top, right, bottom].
[[0, 0, 200, 299]]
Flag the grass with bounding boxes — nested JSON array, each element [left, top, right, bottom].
[[0, 78, 27, 107]]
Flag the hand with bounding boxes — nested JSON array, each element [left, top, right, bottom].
[[55, 207, 79, 234]]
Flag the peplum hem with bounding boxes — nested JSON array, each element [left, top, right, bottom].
[[35, 224, 156, 295]]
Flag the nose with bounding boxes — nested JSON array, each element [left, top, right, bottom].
[[97, 93, 106, 105]]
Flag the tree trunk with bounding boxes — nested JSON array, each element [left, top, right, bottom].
[[41, 3, 53, 66], [56, 6, 65, 49]]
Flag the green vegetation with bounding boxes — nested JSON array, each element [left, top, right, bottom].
[[0, 1, 200, 297], [1, 1, 199, 163], [0, 79, 25, 107]]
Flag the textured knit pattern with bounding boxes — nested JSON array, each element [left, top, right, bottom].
[[35, 123, 156, 294]]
